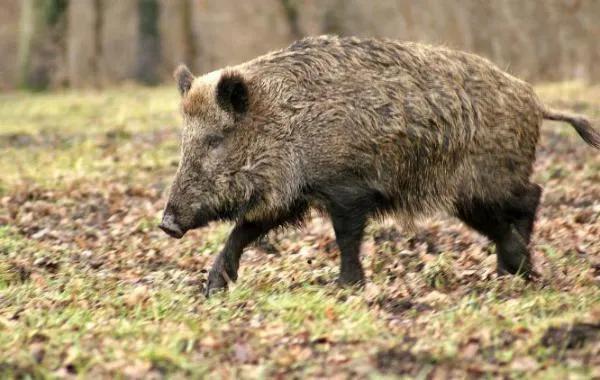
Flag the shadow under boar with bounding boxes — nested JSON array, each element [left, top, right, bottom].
[[158, 36, 600, 296]]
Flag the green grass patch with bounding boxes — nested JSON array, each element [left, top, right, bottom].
[[0, 84, 598, 378]]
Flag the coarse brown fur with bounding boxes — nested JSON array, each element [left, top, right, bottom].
[[158, 35, 599, 296]]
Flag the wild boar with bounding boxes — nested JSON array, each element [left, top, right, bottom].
[[158, 35, 599, 296]]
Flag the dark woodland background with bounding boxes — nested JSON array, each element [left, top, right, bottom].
[[1, 0, 599, 91]]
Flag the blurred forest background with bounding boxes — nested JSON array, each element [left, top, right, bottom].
[[1, 0, 599, 91]]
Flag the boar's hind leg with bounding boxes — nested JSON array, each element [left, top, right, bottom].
[[497, 184, 542, 277], [325, 188, 380, 286], [329, 208, 367, 285], [455, 183, 541, 279]]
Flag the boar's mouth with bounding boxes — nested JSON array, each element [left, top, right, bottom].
[[159, 223, 184, 239], [159, 211, 185, 239], [159, 212, 211, 239], [159, 207, 211, 239], [160, 194, 259, 239]]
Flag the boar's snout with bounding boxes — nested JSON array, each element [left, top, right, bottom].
[[159, 209, 184, 239]]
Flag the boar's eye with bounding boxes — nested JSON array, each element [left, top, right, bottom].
[[205, 134, 224, 149]]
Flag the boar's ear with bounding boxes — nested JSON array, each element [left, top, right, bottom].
[[215, 72, 249, 115], [174, 65, 194, 96]]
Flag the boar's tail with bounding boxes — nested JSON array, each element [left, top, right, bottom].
[[542, 107, 600, 149]]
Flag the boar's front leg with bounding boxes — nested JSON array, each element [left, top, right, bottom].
[[205, 221, 271, 297], [205, 203, 308, 297]]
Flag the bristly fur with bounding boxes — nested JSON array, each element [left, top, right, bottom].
[[160, 35, 597, 294]]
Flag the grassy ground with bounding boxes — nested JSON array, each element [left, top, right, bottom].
[[0, 82, 599, 379]]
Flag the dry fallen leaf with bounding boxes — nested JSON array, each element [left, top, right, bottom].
[[200, 335, 220, 349], [460, 340, 480, 360], [510, 356, 539, 372], [233, 342, 256, 364], [122, 360, 152, 380], [124, 286, 149, 307], [325, 306, 337, 321], [417, 290, 449, 305]]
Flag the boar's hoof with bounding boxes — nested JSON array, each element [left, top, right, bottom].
[[337, 272, 366, 287], [496, 264, 536, 281], [204, 271, 229, 297], [496, 248, 533, 281]]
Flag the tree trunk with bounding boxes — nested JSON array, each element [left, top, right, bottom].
[[67, 0, 102, 88], [100, 1, 137, 84], [0, 0, 20, 90], [159, 0, 196, 77], [18, 0, 68, 90], [136, 0, 161, 85]]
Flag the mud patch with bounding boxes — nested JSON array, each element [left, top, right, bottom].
[[376, 297, 431, 315], [374, 344, 436, 376], [541, 323, 600, 349]]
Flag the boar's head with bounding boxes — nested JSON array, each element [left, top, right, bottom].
[[159, 65, 301, 238]]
